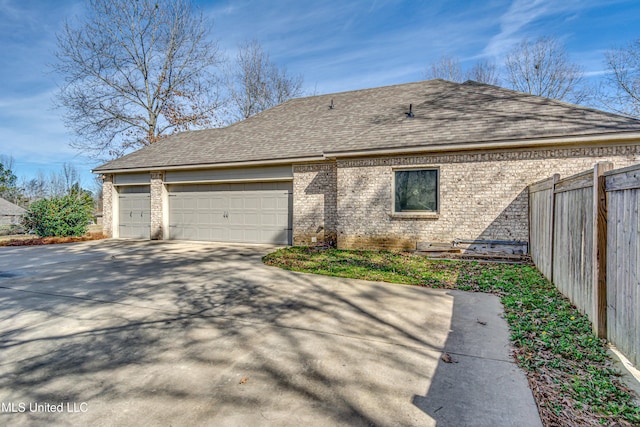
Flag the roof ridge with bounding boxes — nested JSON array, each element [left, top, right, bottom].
[[460, 80, 640, 123], [93, 79, 640, 173], [290, 79, 458, 102]]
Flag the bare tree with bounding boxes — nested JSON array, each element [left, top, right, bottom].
[[20, 164, 86, 202], [62, 163, 81, 195], [44, 163, 81, 197], [599, 38, 640, 118], [468, 60, 500, 86], [426, 56, 464, 82], [226, 40, 303, 121], [504, 37, 588, 103], [21, 174, 48, 202], [92, 175, 104, 213], [426, 56, 500, 85], [48, 171, 66, 198], [54, 0, 222, 159]]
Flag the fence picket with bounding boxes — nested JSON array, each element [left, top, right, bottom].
[[529, 162, 640, 366]]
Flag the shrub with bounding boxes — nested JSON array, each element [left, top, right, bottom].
[[22, 193, 94, 237], [0, 223, 25, 236]]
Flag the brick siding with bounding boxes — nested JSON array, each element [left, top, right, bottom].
[[101, 174, 114, 237], [292, 163, 338, 245], [293, 144, 640, 250], [150, 172, 163, 240]]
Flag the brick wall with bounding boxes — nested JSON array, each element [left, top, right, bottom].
[[292, 163, 338, 245], [101, 174, 114, 237], [150, 172, 163, 240], [334, 144, 640, 250]]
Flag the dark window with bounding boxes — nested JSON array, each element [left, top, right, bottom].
[[394, 169, 438, 212]]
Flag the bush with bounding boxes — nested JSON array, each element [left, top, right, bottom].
[[0, 223, 25, 236], [22, 193, 94, 237]]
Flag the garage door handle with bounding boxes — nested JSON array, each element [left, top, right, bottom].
[[129, 211, 132, 218]]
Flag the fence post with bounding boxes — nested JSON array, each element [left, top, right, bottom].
[[549, 174, 560, 282], [592, 161, 613, 338]]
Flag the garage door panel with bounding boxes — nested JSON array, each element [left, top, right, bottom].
[[169, 184, 291, 244], [261, 196, 279, 210], [261, 228, 288, 244], [229, 196, 244, 209], [242, 213, 258, 225], [210, 227, 229, 241], [227, 215, 241, 226], [228, 227, 246, 242], [196, 212, 212, 224], [279, 197, 290, 210], [174, 226, 194, 240], [118, 193, 150, 239], [244, 197, 260, 209], [197, 198, 212, 209], [260, 213, 278, 227]]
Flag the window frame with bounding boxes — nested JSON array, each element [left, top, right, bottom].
[[391, 167, 440, 218]]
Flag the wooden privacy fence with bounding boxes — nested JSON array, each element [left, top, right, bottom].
[[529, 162, 640, 366]]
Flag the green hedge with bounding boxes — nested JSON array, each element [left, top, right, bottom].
[[22, 193, 94, 237]]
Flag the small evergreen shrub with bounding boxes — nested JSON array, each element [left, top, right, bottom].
[[22, 193, 94, 237]]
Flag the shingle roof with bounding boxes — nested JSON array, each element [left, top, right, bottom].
[[0, 197, 26, 216], [94, 79, 640, 172]]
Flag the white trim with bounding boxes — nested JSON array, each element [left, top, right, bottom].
[[391, 166, 440, 215], [113, 182, 152, 187], [163, 177, 293, 185], [93, 156, 325, 174], [112, 186, 120, 238], [93, 133, 640, 174], [324, 132, 640, 159], [162, 183, 170, 240]]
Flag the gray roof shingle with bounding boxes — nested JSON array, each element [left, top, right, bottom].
[[94, 79, 640, 172], [0, 197, 26, 216]]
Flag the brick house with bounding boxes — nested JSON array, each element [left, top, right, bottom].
[[0, 197, 26, 227], [94, 79, 640, 251]]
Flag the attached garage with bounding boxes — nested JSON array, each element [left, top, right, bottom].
[[117, 186, 151, 239], [167, 182, 292, 245]]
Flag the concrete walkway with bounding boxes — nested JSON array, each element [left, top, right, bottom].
[[0, 240, 541, 426]]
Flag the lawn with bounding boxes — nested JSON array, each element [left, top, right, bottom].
[[263, 246, 640, 426]]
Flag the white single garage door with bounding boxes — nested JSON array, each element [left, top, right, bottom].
[[118, 187, 151, 239], [168, 182, 292, 244]]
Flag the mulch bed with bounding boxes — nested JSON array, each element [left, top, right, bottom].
[[0, 233, 107, 246]]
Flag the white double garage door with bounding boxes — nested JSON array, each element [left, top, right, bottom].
[[118, 181, 292, 245]]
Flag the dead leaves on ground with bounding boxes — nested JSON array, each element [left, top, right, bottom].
[[0, 232, 106, 246], [441, 352, 458, 364]]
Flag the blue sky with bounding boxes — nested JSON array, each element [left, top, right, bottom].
[[0, 0, 638, 188]]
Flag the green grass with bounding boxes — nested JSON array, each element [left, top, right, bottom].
[[263, 246, 640, 426]]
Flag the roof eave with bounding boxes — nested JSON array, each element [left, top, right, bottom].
[[323, 132, 640, 159], [92, 155, 327, 174], [93, 131, 640, 175]]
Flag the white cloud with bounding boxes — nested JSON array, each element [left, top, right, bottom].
[[481, 0, 615, 59], [483, 0, 553, 58], [205, 0, 505, 95]]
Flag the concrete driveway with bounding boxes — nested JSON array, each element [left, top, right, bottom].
[[0, 240, 541, 426]]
